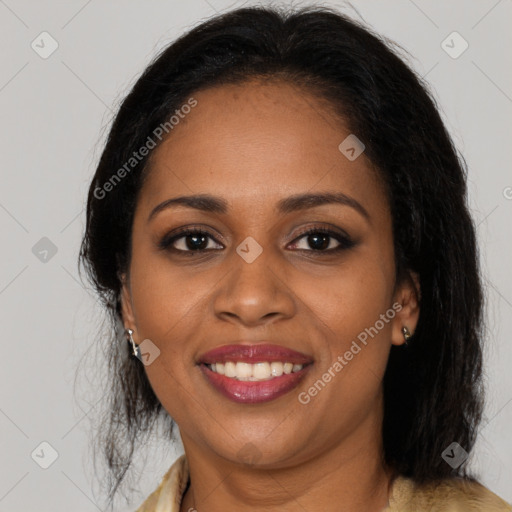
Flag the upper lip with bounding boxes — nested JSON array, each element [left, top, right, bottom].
[[197, 343, 314, 365]]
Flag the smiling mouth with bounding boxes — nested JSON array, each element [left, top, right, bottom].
[[196, 343, 314, 403], [199, 362, 312, 403], [204, 361, 307, 381]]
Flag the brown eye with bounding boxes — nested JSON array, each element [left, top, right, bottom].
[[288, 227, 355, 253], [158, 228, 223, 253]]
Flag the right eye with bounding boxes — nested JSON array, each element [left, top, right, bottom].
[[158, 227, 224, 254]]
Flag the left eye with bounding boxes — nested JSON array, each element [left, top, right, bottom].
[[288, 228, 355, 252]]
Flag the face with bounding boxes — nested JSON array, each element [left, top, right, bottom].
[[121, 79, 420, 468]]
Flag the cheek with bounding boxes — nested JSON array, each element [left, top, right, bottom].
[[298, 251, 394, 385], [298, 267, 394, 429], [301, 254, 393, 336], [127, 254, 206, 422], [128, 248, 202, 340]]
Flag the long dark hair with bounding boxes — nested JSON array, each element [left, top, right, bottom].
[[78, 4, 484, 509]]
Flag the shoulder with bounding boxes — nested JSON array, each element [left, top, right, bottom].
[[135, 454, 189, 512], [388, 475, 512, 512]]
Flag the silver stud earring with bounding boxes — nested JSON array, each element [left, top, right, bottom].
[[401, 326, 412, 344], [126, 328, 141, 359]]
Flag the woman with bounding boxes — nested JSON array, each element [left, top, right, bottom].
[[79, 5, 511, 511]]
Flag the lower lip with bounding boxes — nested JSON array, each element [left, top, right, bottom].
[[199, 364, 312, 404]]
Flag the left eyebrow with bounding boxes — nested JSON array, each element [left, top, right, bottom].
[[276, 192, 370, 223], [147, 191, 370, 224]]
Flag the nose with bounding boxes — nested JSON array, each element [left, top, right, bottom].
[[212, 248, 296, 328]]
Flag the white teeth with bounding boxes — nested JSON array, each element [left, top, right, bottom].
[[253, 362, 271, 380], [283, 362, 293, 374], [270, 362, 283, 377], [225, 361, 236, 378], [235, 362, 252, 379], [208, 361, 305, 381]]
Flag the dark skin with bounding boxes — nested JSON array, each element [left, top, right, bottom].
[[120, 79, 420, 511]]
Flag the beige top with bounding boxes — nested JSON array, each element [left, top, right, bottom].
[[135, 454, 512, 512]]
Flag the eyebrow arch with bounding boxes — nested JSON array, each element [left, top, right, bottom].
[[147, 191, 370, 223]]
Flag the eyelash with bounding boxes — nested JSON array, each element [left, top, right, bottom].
[[157, 225, 356, 256]]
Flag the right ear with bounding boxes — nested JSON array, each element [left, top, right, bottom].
[[119, 272, 136, 331]]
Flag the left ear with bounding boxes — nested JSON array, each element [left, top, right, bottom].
[[390, 270, 420, 346]]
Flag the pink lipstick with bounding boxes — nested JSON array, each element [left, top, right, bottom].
[[197, 343, 313, 404]]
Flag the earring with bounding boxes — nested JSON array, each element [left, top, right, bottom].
[[126, 328, 141, 359], [401, 326, 412, 344]]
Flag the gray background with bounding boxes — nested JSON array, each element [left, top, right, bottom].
[[0, 0, 511, 510]]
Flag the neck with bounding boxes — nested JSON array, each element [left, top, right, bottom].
[[179, 405, 394, 512]]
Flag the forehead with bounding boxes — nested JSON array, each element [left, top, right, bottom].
[[138, 79, 387, 217]]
